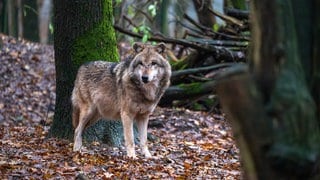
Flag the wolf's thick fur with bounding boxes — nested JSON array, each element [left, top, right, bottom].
[[71, 43, 171, 158]]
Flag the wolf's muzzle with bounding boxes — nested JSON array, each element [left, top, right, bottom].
[[142, 75, 149, 83]]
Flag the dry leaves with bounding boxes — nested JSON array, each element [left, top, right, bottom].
[[0, 34, 55, 125], [0, 34, 241, 179]]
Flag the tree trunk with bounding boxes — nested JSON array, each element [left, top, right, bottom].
[[312, 1, 320, 119], [48, 0, 127, 147], [155, 0, 169, 35], [7, 0, 14, 36], [38, 0, 52, 44], [0, 1, 5, 33], [23, 0, 39, 42], [17, 0, 23, 38], [217, 0, 320, 179], [192, 0, 216, 28]]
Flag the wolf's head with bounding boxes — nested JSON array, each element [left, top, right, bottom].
[[129, 43, 171, 85]]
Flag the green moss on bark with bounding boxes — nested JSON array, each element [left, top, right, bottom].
[[72, 0, 119, 68], [178, 82, 203, 95]]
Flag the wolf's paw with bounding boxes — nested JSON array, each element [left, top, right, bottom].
[[73, 143, 82, 152], [141, 147, 152, 158], [143, 150, 152, 158], [126, 149, 137, 159], [127, 154, 137, 159]]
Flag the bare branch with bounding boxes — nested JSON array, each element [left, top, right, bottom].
[[208, 8, 244, 27], [171, 63, 235, 81]]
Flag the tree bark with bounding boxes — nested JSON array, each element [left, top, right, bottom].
[[217, 0, 320, 179], [23, 0, 39, 41], [155, 0, 169, 35], [7, 0, 14, 36], [17, 0, 23, 38], [312, 1, 320, 119], [192, 0, 216, 28], [48, 0, 126, 147], [217, 68, 274, 180], [38, 0, 52, 44]]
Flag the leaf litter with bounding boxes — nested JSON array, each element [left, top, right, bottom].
[[0, 34, 241, 179]]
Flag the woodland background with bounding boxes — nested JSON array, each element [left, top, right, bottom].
[[1, 0, 320, 179]]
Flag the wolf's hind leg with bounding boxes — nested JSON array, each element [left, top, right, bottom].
[[137, 115, 151, 158], [73, 106, 98, 151]]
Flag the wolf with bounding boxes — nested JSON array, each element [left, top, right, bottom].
[[71, 42, 171, 158]]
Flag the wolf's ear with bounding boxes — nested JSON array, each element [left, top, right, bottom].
[[156, 43, 166, 54], [133, 42, 145, 53]]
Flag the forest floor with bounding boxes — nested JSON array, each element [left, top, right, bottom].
[[0, 34, 241, 179]]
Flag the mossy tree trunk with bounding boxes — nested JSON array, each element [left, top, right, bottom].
[[49, 0, 126, 146], [217, 0, 320, 179]]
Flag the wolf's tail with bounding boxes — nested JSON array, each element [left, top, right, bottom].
[[72, 104, 80, 128]]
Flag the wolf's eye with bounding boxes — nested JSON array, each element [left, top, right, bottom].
[[138, 62, 143, 66], [151, 62, 158, 66]]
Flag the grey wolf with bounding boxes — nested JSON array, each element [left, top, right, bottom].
[[71, 43, 171, 158]]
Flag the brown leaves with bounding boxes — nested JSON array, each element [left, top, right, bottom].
[[0, 108, 241, 179], [0, 34, 55, 125], [147, 108, 241, 179]]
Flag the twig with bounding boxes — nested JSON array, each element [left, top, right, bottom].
[[208, 8, 244, 27], [183, 13, 212, 33], [188, 75, 212, 81], [123, 15, 138, 28], [191, 39, 248, 47], [130, 1, 153, 23], [171, 63, 235, 80], [185, 31, 210, 39], [175, 20, 204, 35], [134, 8, 153, 23], [183, 13, 249, 41]]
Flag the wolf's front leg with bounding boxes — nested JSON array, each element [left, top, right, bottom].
[[121, 112, 136, 158], [73, 123, 84, 151], [137, 114, 151, 158]]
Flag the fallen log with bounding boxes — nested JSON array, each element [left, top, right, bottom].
[[171, 63, 235, 82], [159, 81, 217, 106], [224, 8, 249, 20]]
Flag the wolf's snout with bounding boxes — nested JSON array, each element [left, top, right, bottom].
[[142, 75, 149, 83]]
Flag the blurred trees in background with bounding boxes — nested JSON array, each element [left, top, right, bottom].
[[0, 0, 52, 43]]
